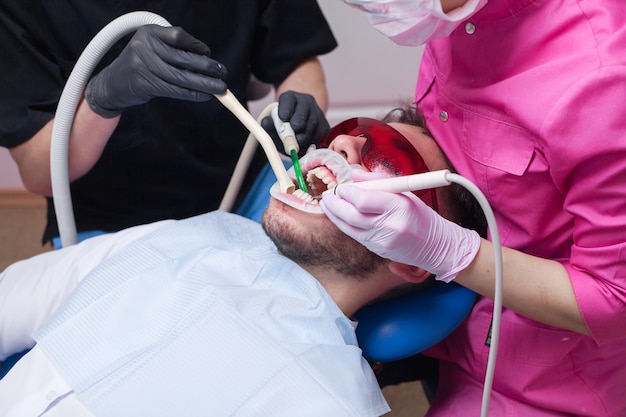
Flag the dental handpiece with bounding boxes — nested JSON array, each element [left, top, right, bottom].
[[271, 107, 309, 193], [333, 170, 452, 194], [271, 107, 298, 154]]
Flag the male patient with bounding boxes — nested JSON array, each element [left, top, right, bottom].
[[0, 104, 484, 417]]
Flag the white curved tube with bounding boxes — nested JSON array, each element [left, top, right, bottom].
[[447, 173, 502, 417], [51, 11, 291, 247], [333, 170, 451, 194], [214, 92, 294, 195], [218, 102, 281, 212], [51, 12, 171, 247]]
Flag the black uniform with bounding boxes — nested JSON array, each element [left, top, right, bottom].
[[0, 0, 337, 243]]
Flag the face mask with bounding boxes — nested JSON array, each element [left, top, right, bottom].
[[341, 0, 487, 46]]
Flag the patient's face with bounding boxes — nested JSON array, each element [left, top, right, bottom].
[[262, 119, 445, 277]]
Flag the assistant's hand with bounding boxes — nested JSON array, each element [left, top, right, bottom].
[[85, 25, 228, 118], [320, 181, 481, 282], [261, 91, 330, 157]]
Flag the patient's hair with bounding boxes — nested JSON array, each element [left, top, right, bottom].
[[382, 102, 487, 238]]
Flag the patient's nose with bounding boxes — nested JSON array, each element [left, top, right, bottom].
[[327, 134, 366, 165]]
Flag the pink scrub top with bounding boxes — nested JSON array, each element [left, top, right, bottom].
[[416, 0, 626, 415]]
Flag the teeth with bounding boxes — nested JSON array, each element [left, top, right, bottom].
[[292, 166, 340, 204], [307, 167, 337, 186], [305, 167, 338, 197], [289, 148, 351, 205], [293, 189, 319, 205]]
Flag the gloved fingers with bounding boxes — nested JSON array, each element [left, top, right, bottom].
[[141, 59, 228, 97], [132, 27, 227, 94], [320, 192, 375, 231], [277, 93, 319, 133], [276, 92, 316, 126], [320, 185, 395, 233], [260, 106, 326, 156], [142, 25, 211, 57], [275, 91, 300, 120], [136, 81, 215, 102], [260, 92, 307, 153], [261, 91, 331, 156], [145, 36, 227, 80], [275, 91, 329, 155], [330, 184, 402, 215]]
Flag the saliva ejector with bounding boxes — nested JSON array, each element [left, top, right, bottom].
[[332, 169, 451, 195]]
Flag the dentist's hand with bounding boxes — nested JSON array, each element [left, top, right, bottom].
[[321, 182, 481, 282], [85, 25, 228, 118], [261, 91, 330, 157]]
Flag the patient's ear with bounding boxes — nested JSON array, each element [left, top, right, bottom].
[[388, 262, 431, 283]]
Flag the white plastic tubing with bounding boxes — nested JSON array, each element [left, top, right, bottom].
[[51, 11, 292, 247]]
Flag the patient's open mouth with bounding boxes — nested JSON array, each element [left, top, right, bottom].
[[270, 149, 353, 213]]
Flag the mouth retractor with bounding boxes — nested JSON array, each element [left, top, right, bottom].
[[270, 148, 353, 214]]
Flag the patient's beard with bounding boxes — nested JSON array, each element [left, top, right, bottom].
[[261, 207, 386, 279]]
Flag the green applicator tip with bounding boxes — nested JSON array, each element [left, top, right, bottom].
[[290, 149, 308, 193]]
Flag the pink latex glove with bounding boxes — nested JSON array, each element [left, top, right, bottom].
[[320, 177, 481, 283]]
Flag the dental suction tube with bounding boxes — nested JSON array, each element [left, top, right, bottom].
[[51, 12, 171, 248], [333, 169, 451, 194], [213, 92, 294, 194], [51, 11, 293, 247]]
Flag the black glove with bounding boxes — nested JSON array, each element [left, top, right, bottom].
[[85, 25, 228, 118], [261, 91, 330, 157]]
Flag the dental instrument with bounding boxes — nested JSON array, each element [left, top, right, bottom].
[[332, 169, 451, 194], [218, 103, 282, 213], [271, 107, 309, 194]]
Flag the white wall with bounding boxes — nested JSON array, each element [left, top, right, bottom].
[[251, 0, 424, 125], [0, 1, 423, 191], [318, 0, 423, 124]]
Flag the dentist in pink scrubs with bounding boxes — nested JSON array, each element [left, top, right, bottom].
[[323, 0, 626, 415]]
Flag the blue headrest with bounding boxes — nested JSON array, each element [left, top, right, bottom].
[[354, 283, 476, 362]]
